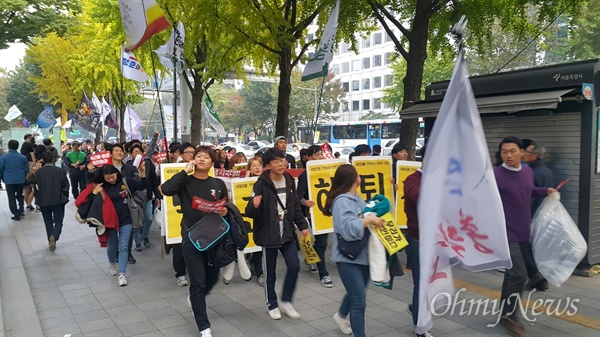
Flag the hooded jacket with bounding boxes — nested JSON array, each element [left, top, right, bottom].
[[245, 170, 308, 248], [330, 193, 368, 265]]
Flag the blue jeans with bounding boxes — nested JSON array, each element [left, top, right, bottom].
[[406, 237, 420, 326], [107, 224, 132, 274], [134, 200, 153, 245], [337, 263, 370, 337]]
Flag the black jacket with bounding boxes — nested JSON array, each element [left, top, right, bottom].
[[34, 165, 69, 206], [245, 170, 308, 248]]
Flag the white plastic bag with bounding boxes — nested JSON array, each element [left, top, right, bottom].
[[530, 193, 587, 287]]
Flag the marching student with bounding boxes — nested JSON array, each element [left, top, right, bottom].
[[245, 148, 309, 320]]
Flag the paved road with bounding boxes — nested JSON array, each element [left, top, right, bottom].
[[0, 188, 598, 337]]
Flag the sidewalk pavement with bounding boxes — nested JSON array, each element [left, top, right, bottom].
[[0, 187, 598, 337]]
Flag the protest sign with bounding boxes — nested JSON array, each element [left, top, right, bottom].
[[89, 151, 112, 167], [352, 156, 394, 210], [371, 213, 408, 255], [298, 233, 321, 264], [230, 178, 261, 253], [160, 163, 187, 244], [395, 161, 422, 228], [306, 159, 347, 234]]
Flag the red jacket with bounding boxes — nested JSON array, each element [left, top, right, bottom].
[[76, 184, 119, 247], [403, 170, 421, 240]]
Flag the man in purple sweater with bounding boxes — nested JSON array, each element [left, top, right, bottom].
[[494, 136, 557, 336]]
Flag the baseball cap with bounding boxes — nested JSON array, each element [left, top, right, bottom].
[[71, 140, 81, 145]]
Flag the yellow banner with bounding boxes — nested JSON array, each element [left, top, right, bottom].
[[298, 233, 321, 264], [306, 159, 347, 235], [372, 213, 408, 255], [160, 163, 187, 244], [352, 156, 394, 210], [230, 178, 261, 253], [394, 161, 422, 228]]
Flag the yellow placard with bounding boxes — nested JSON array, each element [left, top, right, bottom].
[[306, 159, 347, 235], [160, 163, 187, 244], [298, 233, 321, 264], [394, 161, 422, 228], [352, 156, 394, 211], [372, 213, 408, 255], [230, 177, 261, 253], [232, 163, 247, 171], [160, 163, 215, 244]]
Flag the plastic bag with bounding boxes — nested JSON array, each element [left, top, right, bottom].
[[530, 192, 587, 287]]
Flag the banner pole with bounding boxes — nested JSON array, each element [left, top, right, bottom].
[[311, 75, 327, 144]]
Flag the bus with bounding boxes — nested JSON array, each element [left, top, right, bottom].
[[299, 119, 424, 149]]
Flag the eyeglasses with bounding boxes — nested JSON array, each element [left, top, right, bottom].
[[270, 158, 288, 165]]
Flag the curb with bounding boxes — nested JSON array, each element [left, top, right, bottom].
[[0, 237, 43, 337]]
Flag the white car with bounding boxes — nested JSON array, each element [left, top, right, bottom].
[[246, 140, 269, 150], [382, 138, 424, 156], [329, 144, 354, 162], [228, 144, 255, 158]]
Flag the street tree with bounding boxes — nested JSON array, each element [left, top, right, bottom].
[[5, 60, 47, 121], [0, 0, 81, 49], [239, 81, 276, 138], [215, 0, 374, 137], [157, 0, 252, 143], [367, 0, 581, 158]]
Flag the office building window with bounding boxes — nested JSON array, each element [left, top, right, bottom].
[[352, 59, 361, 71], [332, 64, 340, 75], [363, 78, 370, 90], [373, 98, 382, 109], [342, 82, 349, 92], [362, 36, 370, 48], [363, 57, 370, 69], [352, 100, 360, 111], [342, 62, 349, 73], [363, 99, 370, 110], [373, 54, 381, 67], [341, 43, 349, 53], [385, 52, 393, 65], [374, 32, 382, 45], [352, 80, 359, 91], [373, 76, 381, 88], [385, 74, 393, 87], [342, 102, 349, 111], [385, 30, 394, 42]]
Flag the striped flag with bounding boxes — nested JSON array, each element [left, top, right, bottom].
[[119, 0, 169, 52]]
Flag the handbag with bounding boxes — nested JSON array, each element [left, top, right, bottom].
[[26, 153, 41, 184], [123, 178, 145, 229], [336, 230, 370, 260], [187, 212, 230, 251]]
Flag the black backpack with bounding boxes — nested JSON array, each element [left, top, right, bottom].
[[225, 201, 249, 250]]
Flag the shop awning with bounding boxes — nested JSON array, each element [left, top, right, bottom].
[[399, 89, 575, 119]]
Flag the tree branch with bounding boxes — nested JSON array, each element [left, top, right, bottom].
[[291, 40, 317, 68], [369, 0, 412, 39], [367, 0, 409, 60]]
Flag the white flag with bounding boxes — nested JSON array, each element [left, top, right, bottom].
[[5, 105, 22, 122], [416, 53, 512, 334], [154, 21, 185, 74], [91, 93, 103, 116], [301, 0, 339, 81], [124, 105, 144, 140], [121, 46, 150, 82]]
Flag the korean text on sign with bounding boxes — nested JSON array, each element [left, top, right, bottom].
[[230, 178, 261, 253], [160, 163, 188, 244], [89, 151, 112, 167], [372, 213, 408, 255], [395, 161, 422, 228], [306, 159, 347, 235], [352, 156, 394, 211]]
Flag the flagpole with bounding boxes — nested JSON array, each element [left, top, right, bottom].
[[311, 75, 327, 144]]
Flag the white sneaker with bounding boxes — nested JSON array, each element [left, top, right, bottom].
[[200, 327, 212, 337], [416, 332, 434, 337], [268, 307, 281, 320], [176, 275, 189, 287], [118, 274, 127, 286], [109, 264, 118, 276], [333, 312, 352, 335], [320, 275, 334, 288], [279, 301, 300, 319]]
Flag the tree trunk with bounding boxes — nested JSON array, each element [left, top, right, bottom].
[[400, 1, 431, 160], [190, 83, 204, 145], [118, 105, 126, 142], [275, 49, 292, 137]]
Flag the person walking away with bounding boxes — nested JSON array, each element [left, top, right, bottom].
[[0, 140, 29, 220], [77, 164, 147, 286], [297, 145, 333, 287], [494, 137, 556, 336], [64, 140, 88, 199], [20, 134, 36, 211], [160, 146, 229, 337], [245, 148, 309, 320], [403, 145, 434, 337], [35, 151, 69, 251], [323, 164, 384, 337]]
